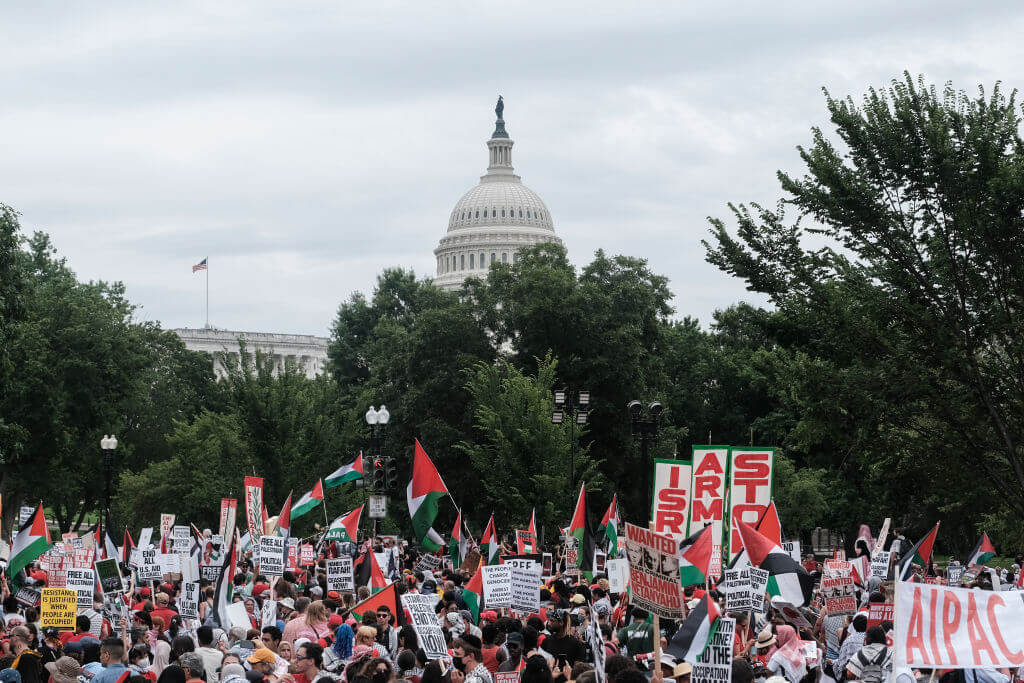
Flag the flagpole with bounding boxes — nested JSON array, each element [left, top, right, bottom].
[[205, 259, 209, 329], [448, 494, 476, 545]]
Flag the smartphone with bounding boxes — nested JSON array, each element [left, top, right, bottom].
[[557, 655, 568, 668]]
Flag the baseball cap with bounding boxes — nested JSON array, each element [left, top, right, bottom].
[[327, 590, 341, 601], [481, 610, 498, 622], [505, 632, 524, 647], [247, 648, 277, 665]]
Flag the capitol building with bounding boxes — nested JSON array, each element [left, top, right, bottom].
[[176, 98, 560, 375], [433, 97, 563, 291]]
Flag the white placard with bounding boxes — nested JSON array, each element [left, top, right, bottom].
[[782, 541, 801, 564], [138, 528, 154, 550], [138, 549, 163, 580], [510, 563, 541, 613], [179, 581, 200, 620], [402, 594, 448, 660], [481, 565, 512, 608], [723, 567, 768, 612], [692, 616, 734, 683], [226, 601, 252, 629], [326, 557, 354, 593], [259, 535, 286, 576], [606, 558, 630, 593], [261, 600, 277, 629], [159, 553, 181, 574], [66, 568, 94, 610], [871, 551, 891, 579]]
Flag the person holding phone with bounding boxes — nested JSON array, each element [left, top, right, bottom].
[[540, 612, 585, 667]]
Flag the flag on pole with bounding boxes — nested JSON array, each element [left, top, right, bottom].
[[325, 506, 363, 543], [462, 566, 483, 624], [7, 506, 51, 585], [192, 258, 208, 273], [528, 508, 537, 537], [481, 515, 500, 565], [897, 523, 940, 581], [568, 482, 597, 576], [291, 480, 325, 520], [598, 494, 619, 557], [449, 510, 467, 568], [273, 492, 293, 538], [679, 524, 715, 586], [122, 528, 135, 564], [325, 454, 364, 489], [407, 440, 448, 552], [735, 518, 814, 606], [212, 532, 238, 630], [353, 548, 387, 592], [666, 593, 721, 664], [728, 500, 782, 570], [350, 581, 405, 623], [966, 532, 996, 568]]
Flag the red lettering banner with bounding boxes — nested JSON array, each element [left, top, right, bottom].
[[726, 447, 774, 561], [687, 446, 728, 579], [651, 459, 692, 540]]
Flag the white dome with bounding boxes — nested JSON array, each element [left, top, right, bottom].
[[447, 180, 554, 232], [433, 98, 563, 292]]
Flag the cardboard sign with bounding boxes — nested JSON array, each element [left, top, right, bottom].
[[41, 588, 78, 630], [688, 447, 728, 578], [726, 448, 774, 561], [460, 550, 481, 573], [509, 562, 542, 613], [651, 459, 692, 539], [870, 551, 891, 579], [66, 568, 94, 609], [326, 557, 354, 593], [606, 558, 629, 593], [894, 581, 1024, 669], [723, 567, 769, 612], [179, 581, 200, 620], [287, 538, 299, 572], [414, 553, 442, 573], [692, 616, 735, 683], [259, 535, 286, 576], [403, 593, 448, 659], [481, 565, 513, 608], [495, 673, 520, 683], [623, 523, 684, 619], [95, 558, 123, 595], [261, 600, 277, 629], [138, 527, 154, 550]]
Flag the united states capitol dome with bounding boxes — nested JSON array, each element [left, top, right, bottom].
[[434, 97, 563, 291]]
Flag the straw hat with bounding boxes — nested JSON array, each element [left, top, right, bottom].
[[756, 628, 777, 648], [46, 656, 84, 683]]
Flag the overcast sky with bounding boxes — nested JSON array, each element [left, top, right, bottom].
[[3, 2, 1022, 336]]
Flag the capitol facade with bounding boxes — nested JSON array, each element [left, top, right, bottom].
[[433, 97, 563, 291]]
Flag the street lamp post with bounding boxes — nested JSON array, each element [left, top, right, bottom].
[[100, 434, 118, 525], [552, 389, 591, 495], [364, 405, 390, 538], [627, 401, 663, 511]]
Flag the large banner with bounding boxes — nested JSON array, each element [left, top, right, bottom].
[[624, 523, 685, 619], [219, 498, 237, 537], [244, 476, 264, 541], [726, 448, 774, 561], [650, 459, 692, 539], [894, 581, 1024, 669], [688, 446, 728, 578]]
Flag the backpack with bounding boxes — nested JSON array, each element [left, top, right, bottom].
[[853, 646, 888, 683]]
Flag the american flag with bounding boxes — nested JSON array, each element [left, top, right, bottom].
[[192, 257, 208, 273]]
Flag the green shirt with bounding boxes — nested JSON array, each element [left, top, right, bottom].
[[617, 621, 655, 657]]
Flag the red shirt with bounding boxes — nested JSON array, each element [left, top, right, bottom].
[[252, 582, 271, 597], [59, 632, 91, 646], [151, 606, 178, 628], [482, 646, 500, 675]]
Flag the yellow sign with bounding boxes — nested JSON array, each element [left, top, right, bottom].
[[41, 587, 77, 630]]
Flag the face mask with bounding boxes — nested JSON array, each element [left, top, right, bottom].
[[452, 656, 465, 672]]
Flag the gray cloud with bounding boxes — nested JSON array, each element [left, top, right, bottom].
[[2, 1, 1023, 335]]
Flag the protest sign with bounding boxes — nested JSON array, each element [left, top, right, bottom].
[[782, 541, 801, 564], [606, 558, 629, 593], [179, 581, 200, 620], [414, 553, 442, 573], [481, 565, 513, 608], [160, 514, 175, 542], [15, 586, 42, 608], [723, 567, 769, 612], [173, 525, 190, 542], [326, 557, 354, 593], [41, 588, 77, 630], [460, 550, 481, 573], [693, 616, 735, 683], [226, 601, 252, 629], [201, 565, 223, 582], [624, 523, 685, 619], [866, 603, 893, 631], [19, 506, 34, 526], [138, 549, 164, 579], [245, 476, 264, 540], [542, 552, 553, 579], [946, 564, 965, 585], [873, 518, 891, 557], [726, 448, 774, 561], [95, 558, 123, 595], [259, 535, 286, 576], [402, 593, 448, 660], [72, 547, 95, 569], [261, 600, 277, 629], [894, 581, 1024, 669], [773, 599, 812, 629], [287, 538, 299, 572], [820, 574, 856, 616], [219, 498, 237, 537], [160, 552, 182, 575], [138, 527, 154, 550], [300, 543, 316, 566], [688, 446, 728, 578], [495, 674, 520, 683], [66, 568, 94, 610], [515, 529, 538, 554], [651, 458, 692, 539], [870, 551, 891, 580], [509, 562, 542, 613]]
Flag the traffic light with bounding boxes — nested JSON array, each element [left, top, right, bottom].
[[372, 457, 386, 491], [385, 457, 399, 491]]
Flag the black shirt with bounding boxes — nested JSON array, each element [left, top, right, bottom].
[[542, 634, 586, 665]]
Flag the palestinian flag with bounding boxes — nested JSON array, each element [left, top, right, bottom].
[[598, 495, 619, 558], [325, 505, 363, 543], [966, 532, 996, 568], [568, 482, 597, 576], [7, 506, 51, 585], [212, 532, 238, 629], [897, 523, 940, 581], [407, 440, 448, 552], [122, 528, 135, 564], [481, 515, 500, 565], [291, 480, 324, 520], [462, 566, 483, 623], [528, 508, 537, 537], [274, 491, 293, 538], [736, 518, 813, 606], [728, 501, 782, 570], [350, 581, 405, 623], [353, 548, 387, 591], [679, 525, 715, 586], [325, 453, 364, 489], [667, 593, 721, 664], [449, 510, 467, 568]]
